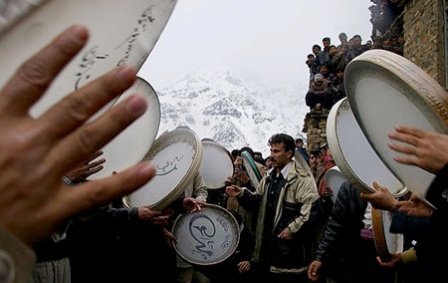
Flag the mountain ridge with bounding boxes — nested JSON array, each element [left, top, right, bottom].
[[154, 68, 309, 157]]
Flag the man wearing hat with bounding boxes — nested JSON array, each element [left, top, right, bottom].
[[305, 74, 334, 110]]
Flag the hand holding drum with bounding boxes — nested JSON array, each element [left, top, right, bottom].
[[226, 185, 242, 197]]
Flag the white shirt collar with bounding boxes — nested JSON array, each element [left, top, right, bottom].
[[278, 160, 292, 179]]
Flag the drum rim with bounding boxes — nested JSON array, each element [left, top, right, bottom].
[[326, 97, 409, 197], [241, 150, 262, 188], [371, 206, 404, 262], [171, 204, 241, 266]]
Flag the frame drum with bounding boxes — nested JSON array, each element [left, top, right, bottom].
[[371, 207, 404, 262], [199, 139, 234, 190], [172, 204, 240, 265], [241, 151, 263, 188], [327, 97, 407, 197], [123, 126, 203, 210], [345, 50, 448, 207], [323, 166, 346, 203], [0, 0, 177, 118], [294, 150, 318, 191], [88, 77, 160, 180]]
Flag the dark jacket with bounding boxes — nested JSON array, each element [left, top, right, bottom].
[[313, 181, 395, 283], [410, 164, 448, 282], [314, 181, 367, 263]]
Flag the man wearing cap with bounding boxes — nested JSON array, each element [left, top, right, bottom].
[[305, 74, 334, 110]]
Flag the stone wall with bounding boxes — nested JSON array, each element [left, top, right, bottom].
[[403, 0, 446, 88], [302, 109, 329, 153]]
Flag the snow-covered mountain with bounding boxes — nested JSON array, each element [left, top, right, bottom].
[[153, 68, 309, 157]]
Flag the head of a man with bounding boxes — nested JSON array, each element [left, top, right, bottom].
[[352, 35, 362, 46], [329, 45, 337, 56], [314, 73, 325, 86], [322, 37, 331, 48], [338, 32, 348, 44], [269, 134, 295, 170], [295, 138, 304, 148]]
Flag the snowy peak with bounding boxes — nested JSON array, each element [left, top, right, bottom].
[[155, 68, 308, 156]]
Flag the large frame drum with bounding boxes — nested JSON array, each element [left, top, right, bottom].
[[345, 50, 448, 207], [0, 0, 177, 118], [326, 97, 407, 197], [241, 151, 263, 189], [199, 139, 234, 190], [88, 77, 160, 180], [172, 204, 240, 265], [371, 207, 404, 262], [123, 126, 203, 210]]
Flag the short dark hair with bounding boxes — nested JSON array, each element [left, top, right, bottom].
[[254, 156, 265, 164], [231, 149, 240, 158], [312, 44, 321, 50], [322, 37, 331, 42], [240, 146, 254, 157], [269, 134, 295, 154]]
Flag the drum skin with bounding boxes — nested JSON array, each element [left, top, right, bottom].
[[123, 126, 203, 210], [323, 166, 346, 203], [0, 0, 177, 118], [88, 77, 160, 180], [199, 139, 234, 190], [326, 97, 407, 197]]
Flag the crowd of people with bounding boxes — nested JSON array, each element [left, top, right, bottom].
[[0, 6, 447, 283], [305, 32, 404, 112]]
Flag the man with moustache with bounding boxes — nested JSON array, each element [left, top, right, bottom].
[[226, 133, 319, 283]]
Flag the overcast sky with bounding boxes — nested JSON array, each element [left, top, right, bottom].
[[138, 0, 373, 90]]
